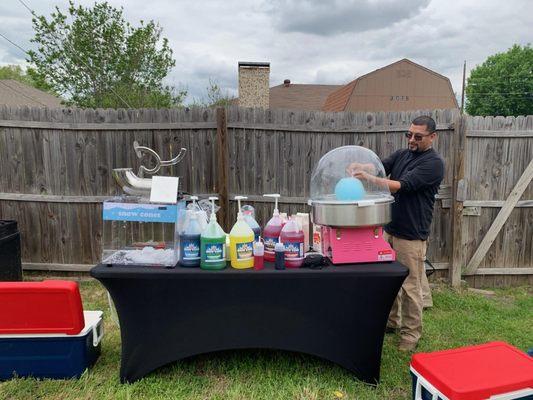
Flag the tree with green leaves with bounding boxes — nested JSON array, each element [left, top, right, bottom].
[[0, 64, 55, 94], [465, 44, 533, 116], [190, 79, 235, 107], [27, 1, 185, 108], [0, 65, 34, 85]]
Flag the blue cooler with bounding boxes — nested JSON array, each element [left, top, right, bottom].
[[0, 311, 103, 380]]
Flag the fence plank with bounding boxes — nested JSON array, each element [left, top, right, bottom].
[[0, 120, 217, 130], [216, 107, 230, 231], [451, 115, 466, 286], [467, 130, 533, 137]]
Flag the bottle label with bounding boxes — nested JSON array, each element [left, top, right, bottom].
[[205, 243, 225, 262], [284, 241, 304, 261], [236, 241, 253, 260], [183, 240, 200, 260], [264, 236, 279, 254]]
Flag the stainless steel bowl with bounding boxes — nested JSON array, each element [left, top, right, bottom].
[[309, 195, 394, 227]]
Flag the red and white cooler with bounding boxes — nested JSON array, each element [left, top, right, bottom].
[[0, 280, 103, 380], [410, 342, 533, 400]]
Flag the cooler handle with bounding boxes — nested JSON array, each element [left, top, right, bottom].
[[413, 371, 448, 400], [92, 319, 104, 347]]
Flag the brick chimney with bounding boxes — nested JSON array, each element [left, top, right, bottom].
[[238, 61, 270, 108]]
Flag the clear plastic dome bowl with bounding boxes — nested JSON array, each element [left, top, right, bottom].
[[309, 146, 393, 227]]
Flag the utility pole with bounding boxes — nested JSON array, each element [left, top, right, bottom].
[[460, 60, 466, 114]]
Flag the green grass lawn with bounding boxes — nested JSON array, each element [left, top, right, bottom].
[[1, 281, 532, 400]]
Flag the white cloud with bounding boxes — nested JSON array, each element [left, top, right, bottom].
[[0, 0, 531, 104]]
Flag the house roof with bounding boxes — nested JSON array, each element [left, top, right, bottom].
[[0, 79, 62, 107], [321, 80, 357, 112], [322, 58, 458, 112], [269, 83, 341, 110]]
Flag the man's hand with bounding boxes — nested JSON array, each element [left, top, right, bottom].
[[346, 162, 375, 177], [345, 162, 401, 193], [353, 170, 372, 181]]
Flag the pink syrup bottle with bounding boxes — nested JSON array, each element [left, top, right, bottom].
[[263, 194, 283, 262], [280, 217, 305, 268]]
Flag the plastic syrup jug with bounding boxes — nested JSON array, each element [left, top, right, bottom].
[[179, 209, 202, 267], [189, 195, 208, 231], [263, 194, 283, 262], [296, 213, 310, 253], [200, 196, 227, 270], [229, 196, 255, 269], [280, 217, 304, 268], [280, 212, 288, 226], [242, 204, 261, 242]]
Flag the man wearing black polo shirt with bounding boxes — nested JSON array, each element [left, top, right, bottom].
[[347, 115, 444, 352]]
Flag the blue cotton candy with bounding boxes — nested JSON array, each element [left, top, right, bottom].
[[335, 177, 366, 201]]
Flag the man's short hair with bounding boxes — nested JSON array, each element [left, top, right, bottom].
[[411, 116, 436, 133]]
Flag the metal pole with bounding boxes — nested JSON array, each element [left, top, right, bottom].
[[460, 60, 466, 114]]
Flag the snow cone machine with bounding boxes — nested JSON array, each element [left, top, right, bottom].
[[308, 146, 396, 264], [101, 142, 187, 267]]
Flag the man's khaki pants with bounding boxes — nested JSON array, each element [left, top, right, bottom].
[[385, 233, 429, 344]]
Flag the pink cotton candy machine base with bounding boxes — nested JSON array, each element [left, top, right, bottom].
[[321, 226, 395, 264]]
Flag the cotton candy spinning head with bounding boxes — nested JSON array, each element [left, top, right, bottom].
[[335, 177, 366, 201]]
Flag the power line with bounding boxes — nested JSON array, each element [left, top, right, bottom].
[[15, 0, 133, 109], [0, 32, 29, 56], [17, 0, 32, 13], [0, 34, 54, 105]]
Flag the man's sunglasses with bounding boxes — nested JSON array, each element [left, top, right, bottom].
[[405, 131, 434, 141]]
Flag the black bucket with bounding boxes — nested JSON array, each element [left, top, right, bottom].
[[0, 220, 22, 281]]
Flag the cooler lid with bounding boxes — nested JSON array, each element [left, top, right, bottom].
[[0, 280, 85, 335], [411, 341, 533, 400]]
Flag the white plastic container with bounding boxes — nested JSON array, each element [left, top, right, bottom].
[[411, 367, 533, 400]]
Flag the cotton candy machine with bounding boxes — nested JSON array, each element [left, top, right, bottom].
[[308, 146, 396, 264]]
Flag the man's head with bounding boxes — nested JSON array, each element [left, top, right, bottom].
[[407, 116, 437, 153]]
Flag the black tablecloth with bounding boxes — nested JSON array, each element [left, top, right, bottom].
[[91, 261, 408, 384]]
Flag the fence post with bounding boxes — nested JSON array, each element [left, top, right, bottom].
[[216, 107, 230, 231], [450, 114, 467, 287]]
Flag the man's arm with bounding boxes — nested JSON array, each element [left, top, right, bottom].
[[346, 162, 376, 176], [353, 171, 401, 193], [397, 158, 444, 193]]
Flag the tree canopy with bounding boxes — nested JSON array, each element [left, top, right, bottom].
[[465, 44, 533, 116], [28, 1, 185, 108]]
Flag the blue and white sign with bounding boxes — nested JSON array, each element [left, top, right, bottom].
[[103, 202, 182, 223]]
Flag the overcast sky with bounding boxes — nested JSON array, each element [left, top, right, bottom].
[[1, 0, 532, 104]]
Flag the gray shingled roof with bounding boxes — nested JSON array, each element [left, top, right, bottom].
[[0, 79, 62, 107], [269, 83, 341, 110]]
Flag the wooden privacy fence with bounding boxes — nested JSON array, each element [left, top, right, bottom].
[[0, 105, 531, 287]]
